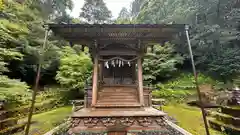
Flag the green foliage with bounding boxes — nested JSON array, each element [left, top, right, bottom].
[[152, 73, 218, 102], [0, 19, 29, 46], [130, 0, 145, 17], [233, 77, 240, 87], [152, 89, 194, 103], [143, 42, 183, 83], [38, 86, 80, 105], [56, 47, 92, 91], [129, 0, 240, 82], [10, 98, 64, 118], [156, 73, 216, 90], [0, 0, 73, 86], [118, 7, 131, 19], [0, 75, 30, 108], [200, 46, 240, 81], [25, 0, 73, 21], [136, 0, 197, 24], [80, 0, 112, 23], [115, 7, 132, 24]]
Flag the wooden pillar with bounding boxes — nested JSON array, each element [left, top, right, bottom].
[[137, 57, 144, 106], [91, 53, 99, 106], [99, 63, 103, 87], [91, 41, 99, 106], [84, 90, 88, 108]]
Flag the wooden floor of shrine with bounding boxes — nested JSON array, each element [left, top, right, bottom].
[[72, 107, 166, 117]]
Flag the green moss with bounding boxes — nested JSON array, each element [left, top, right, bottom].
[[14, 106, 72, 135], [162, 104, 225, 135]]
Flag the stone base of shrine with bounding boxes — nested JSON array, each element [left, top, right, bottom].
[[68, 107, 191, 135]]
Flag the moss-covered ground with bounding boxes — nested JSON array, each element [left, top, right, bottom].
[[14, 106, 72, 135], [163, 104, 225, 135]]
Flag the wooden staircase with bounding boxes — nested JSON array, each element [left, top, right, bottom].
[[95, 86, 140, 108]]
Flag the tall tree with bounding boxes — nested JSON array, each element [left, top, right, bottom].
[[115, 7, 132, 24], [0, 0, 30, 107], [143, 43, 184, 83], [80, 0, 112, 24], [131, 0, 145, 17], [25, 0, 73, 22], [56, 46, 92, 90], [118, 7, 131, 20], [1, 0, 73, 85], [136, 0, 197, 24]]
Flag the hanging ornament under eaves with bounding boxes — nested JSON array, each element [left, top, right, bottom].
[[105, 61, 109, 69], [118, 60, 121, 67], [128, 61, 131, 67], [104, 61, 107, 68], [111, 60, 115, 67]]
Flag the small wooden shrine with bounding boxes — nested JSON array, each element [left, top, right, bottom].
[[49, 24, 187, 135]]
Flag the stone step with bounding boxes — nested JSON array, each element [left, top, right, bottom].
[[0, 124, 25, 134], [0, 111, 8, 120], [213, 112, 240, 127], [208, 117, 240, 134], [0, 117, 17, 128], [221, 106, 240, 118]]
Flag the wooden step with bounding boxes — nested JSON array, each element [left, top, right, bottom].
[[100, 92, 137, 94], [99, 94, 137, 97], [99, 94, 136, 97], [98, 99, 138, 102], [94, 103, 141, 108], [96, 86, 139, 108], [101, 87, 136, 90], [99, 92, 136, 94], [98, 97, 138, 101]]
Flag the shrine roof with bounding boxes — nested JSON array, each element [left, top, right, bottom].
[[48, 23, 186, 45]]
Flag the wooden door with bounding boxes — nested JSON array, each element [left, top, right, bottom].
[[108, 131, 127, 135]]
